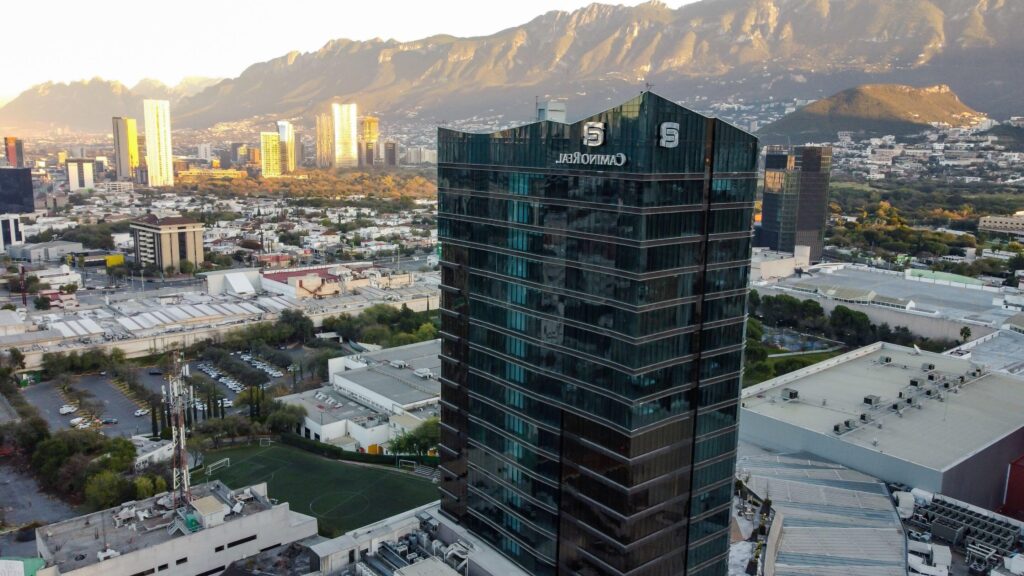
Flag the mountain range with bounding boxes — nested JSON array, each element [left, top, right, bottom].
[[1, 0, 1023, 133]]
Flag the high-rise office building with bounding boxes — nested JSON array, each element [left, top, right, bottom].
[[277, 121, 296, 173], [260, 132, 281, 178], [331, 103, 358, 168], [384, 141, 398, 167], [360, 115, 379, 167], [437, 92, 758, 576], [0, 168, 35, 213], [3, 137, 25, 168], [65, 159, 95, 191], [759, 145, 833, 262], [315, 113, 334, 168], [143, 99, 174, 187], [112, 117, 140, 181], [197, 143, 213, 162]]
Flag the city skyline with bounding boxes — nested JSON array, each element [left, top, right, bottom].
[[0, 0, 696, 103]]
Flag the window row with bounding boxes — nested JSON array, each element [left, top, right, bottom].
[[442, 218, 752, 273]]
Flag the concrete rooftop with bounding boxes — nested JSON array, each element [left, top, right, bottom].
[[742, 342, 1024, 471]]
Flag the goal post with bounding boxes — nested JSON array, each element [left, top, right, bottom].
[[205, 458, 230, 476], [259, 437, 273, 447], [398, 459, 417, 470]]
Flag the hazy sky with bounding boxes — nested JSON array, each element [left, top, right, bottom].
[[0, 0, 697, 103]]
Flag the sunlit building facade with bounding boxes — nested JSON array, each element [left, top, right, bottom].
[[316, 113, 334, 169], [332, 102, 358, 168], [437, 92, 758, 576], [260, 132, 281, 178], [112, 117, 139, 181], [277, 120, 296, 174], [142, 99, 174, 187]]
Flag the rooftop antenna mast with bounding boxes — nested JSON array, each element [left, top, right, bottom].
[[169, 352, 192, 509]]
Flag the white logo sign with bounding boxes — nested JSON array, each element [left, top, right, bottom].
[[659, 122, 680, 148], [582, 122, 605, 147], [555, 152, 627, 167]]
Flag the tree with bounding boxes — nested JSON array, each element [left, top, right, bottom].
[[960, 326, 972, 343], [85, 470, 130, 510], [265, 403, 306, 433], [59, 284, 78, 294], [829, 306, 874, 346], [133, 476, 155, 499], [33, 296, 50, 311], [179, 260, 195, 275], [390, 418, 440, 455]]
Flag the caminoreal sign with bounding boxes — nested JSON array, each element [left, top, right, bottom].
[[554, 152, 627, 166]]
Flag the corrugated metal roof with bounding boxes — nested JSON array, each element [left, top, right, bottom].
[[738, 453, 907, 576]]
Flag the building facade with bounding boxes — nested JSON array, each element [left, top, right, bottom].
[[112, 117, 139, 181], [4, 136, 25, 167], [759, 146, 832, 262], [0, 167, 35, 213], [277, 120, 296, 173], [0, 214, 24, 252], [360, 115, 379, 166], [332, 102, 358, 168], [143, 99, 174, 187], [437, 92, 758, 576], [260, 132, 281, 178], [315, 113, 334, 168], [65, 159, 95, 191], [130, 215, 205, 272]]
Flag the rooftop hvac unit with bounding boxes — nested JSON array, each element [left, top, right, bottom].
[[891, 402, 902, 411], [864, 394, 882, 406], [860, 413, 872, 422], [781, 388, 799, 400], [844, 419, 856, 430], [881, 356, 893, 364], [958, 375, 966, 384], [390, 360, 408, 369], [922, 363, 936, 372], [910, 378, 922, 387], [928, 373, 939, 381], [926, 389, 935, 397], [943, 382, 952, 389], [834, 423, 843, 434]]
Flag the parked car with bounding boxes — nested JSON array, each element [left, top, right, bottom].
[[69, 417, 86, 426], [134, 408, 150, 417], [148, 369, 162, 375], [100, 417, 118, 425], [59, 404, 78, 415]]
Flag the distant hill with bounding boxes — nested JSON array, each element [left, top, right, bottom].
[[758, 84, 986, 143], [2, 0, 1024, 132], [984, 124, 1024, 152], [0, 77, 220, 133]]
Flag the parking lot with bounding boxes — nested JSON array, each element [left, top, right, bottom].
[[20, 375, 152, 437]]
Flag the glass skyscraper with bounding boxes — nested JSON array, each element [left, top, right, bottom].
[[437, 93, 758, 576], [759, 146, 833, 262]]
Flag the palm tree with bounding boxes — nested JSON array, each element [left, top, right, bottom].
[[960, 326, 972, 343]]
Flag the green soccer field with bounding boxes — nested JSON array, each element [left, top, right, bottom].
[[199, 444, 439, 536]]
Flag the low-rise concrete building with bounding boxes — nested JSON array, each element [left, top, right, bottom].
[[35, 481, 317, 576], [741, 342, 1024, 511]]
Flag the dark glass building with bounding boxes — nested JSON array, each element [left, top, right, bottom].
[[0, 168, 36, 214], [759, 146, 832, 262], [437, 93, 758, 576]]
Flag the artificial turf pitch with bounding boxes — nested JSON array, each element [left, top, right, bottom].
[[201, 444, 439, 536]]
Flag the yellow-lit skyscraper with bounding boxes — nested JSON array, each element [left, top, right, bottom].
[[143, 100, 173, 187], [260, 132, 281, 178], [315, 113, 333, 169], [112, 117, 139, 181], [360, 115, 379, 167], [331, 103, 358, 168], [277, 120, 295, 173]]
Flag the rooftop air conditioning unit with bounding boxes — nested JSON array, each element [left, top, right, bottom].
[[390, 360, 407, 369], [781, 388, 799, 400], [928, 373, 939, 381], [864, 395, 881, 406], [881, 356, 893, 364], [910, 378, 922, 387], [860, 413, 872, 422], [891, 402, 902, 411], [833, 423, 843, 434], [922, 363, 936, 372], [844, 419, 856, 430]]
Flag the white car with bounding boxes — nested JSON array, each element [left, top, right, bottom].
[[222, 400, 234, 408], [134, 408, 150, 417], [69, 416, 86, 426], [59, 404, 78, 415]]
